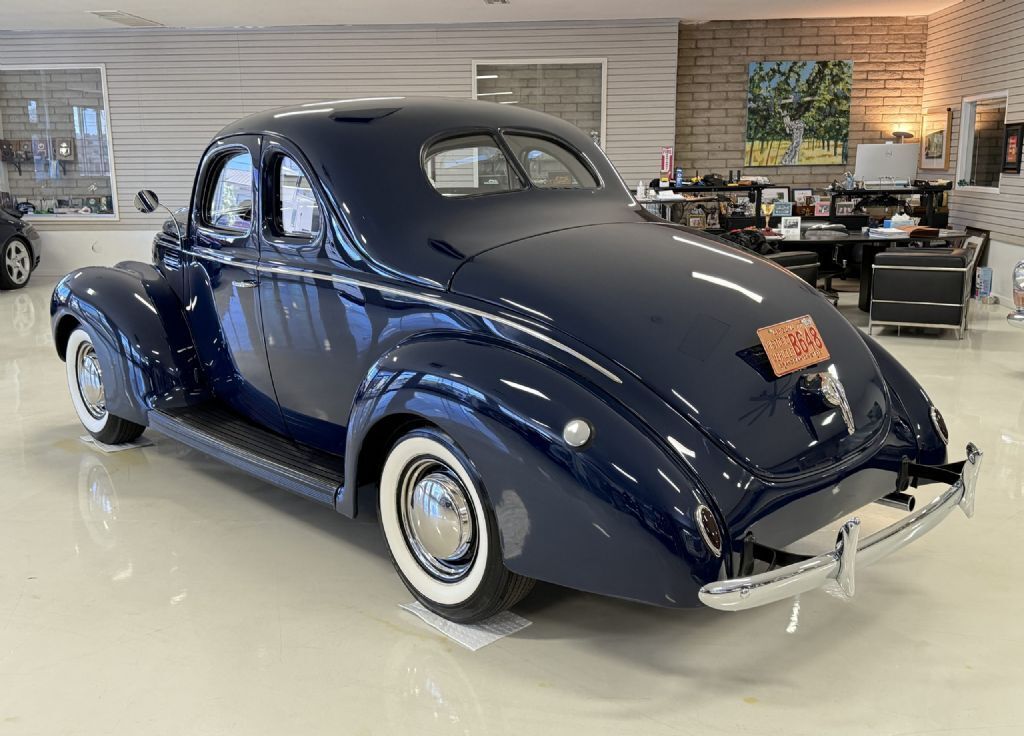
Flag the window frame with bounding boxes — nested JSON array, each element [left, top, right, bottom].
[[471, 58, 608, 147], [500, 129, 603, 190], [420, 129, 527, 200], [955, 90, 1009, 194], [263, 149, 324, 245], [0, 63, 119, 222], [198, 147, 255, 236]]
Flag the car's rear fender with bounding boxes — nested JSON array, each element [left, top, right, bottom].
[[862, 332, 948, 466], [345, 334, 726, 607], [51, 262, 208, 425]]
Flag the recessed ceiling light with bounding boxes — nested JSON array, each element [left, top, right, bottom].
[[88, 10, 164, 28], [483, 0, 510, 5]]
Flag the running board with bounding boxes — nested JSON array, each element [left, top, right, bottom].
[[148, 404, 344, 508]]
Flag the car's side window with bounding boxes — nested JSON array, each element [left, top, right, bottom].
[[503, 134, 599, 189], [423, 134, 524, 197], [202, 150, 254, 233], [273, 155, 321, 239]]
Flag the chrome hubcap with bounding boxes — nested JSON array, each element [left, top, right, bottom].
[[76, 342, 106, 420], [4, 240, 30, 285], [398, 459, 476, 581]]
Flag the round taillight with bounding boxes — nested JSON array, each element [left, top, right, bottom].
[[696, 504, 723, 557]]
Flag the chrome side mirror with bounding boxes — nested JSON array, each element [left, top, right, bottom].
[[134, 190, 160, 214]]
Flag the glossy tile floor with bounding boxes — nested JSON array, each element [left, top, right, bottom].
[[2, 280, 1022, 736]]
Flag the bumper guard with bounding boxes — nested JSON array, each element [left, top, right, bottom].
[[699, 443, 982, 611]]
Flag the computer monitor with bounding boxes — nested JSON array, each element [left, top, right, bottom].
[[853, 143, 921, 184]]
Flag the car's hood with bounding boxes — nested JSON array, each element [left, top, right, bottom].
[[451, 222, 890, 480]]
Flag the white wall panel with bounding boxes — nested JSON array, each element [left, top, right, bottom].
[[0, 20, 678, 239], [922, 0, 1024, 299]]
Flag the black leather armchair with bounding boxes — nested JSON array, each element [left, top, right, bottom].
[[766, 250, 819, 288], [869, 241, 981, 339]]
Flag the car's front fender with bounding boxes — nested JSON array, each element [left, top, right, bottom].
[[51, 262, 208, 425], [344, 334, 724, 608]]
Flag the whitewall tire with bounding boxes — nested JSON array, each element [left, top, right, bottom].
[[379, 427, 534, 623], [65, 327, 145, 445]]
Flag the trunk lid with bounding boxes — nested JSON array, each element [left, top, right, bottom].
[[451, 222, 889, 480]]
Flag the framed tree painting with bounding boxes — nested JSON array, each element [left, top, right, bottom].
[[744, 60, 853, 167], [921, 107, 953, 170]]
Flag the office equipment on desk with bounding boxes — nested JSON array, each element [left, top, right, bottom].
[[869, 227, 911, 239], [854, 143, 921, 184], [826, 183, 951, 228]]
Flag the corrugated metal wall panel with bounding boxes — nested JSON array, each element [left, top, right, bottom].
[[0, 20, 678, 231], [922, 0, 1024, 246]]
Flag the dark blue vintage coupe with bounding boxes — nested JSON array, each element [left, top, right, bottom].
[[52, 98, 981, 622]]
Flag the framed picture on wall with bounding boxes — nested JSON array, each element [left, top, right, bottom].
[[921, 107, 953, 170], [762, 187, 790, 203], [1002, 123, 1022, 174], [792, 188, 814, 206], [836, 201, 855, 216]]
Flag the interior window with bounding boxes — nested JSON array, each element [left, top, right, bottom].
[[423, 134, 523, 197], [503, 134, 599, 189], [276, 155, 321, 238], [959, 96, 1006, 189], [204, 151, 253, 232]]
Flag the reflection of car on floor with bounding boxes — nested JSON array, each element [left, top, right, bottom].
[[1, 207, 41, 290], [50, 98, 982, 623]]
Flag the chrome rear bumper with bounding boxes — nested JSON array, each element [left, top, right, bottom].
[[698, 443, 982, 611]]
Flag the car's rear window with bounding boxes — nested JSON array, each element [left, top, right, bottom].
[[503, 134, 599, 189], [423, 134, 524, 197]]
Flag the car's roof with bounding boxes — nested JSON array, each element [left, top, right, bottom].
[[219, 96, 586, 141], [214, 97, 644, 288]]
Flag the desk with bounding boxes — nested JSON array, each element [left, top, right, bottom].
[[636, 195, 717, 223], [828, 184, 952, 227], [640, 183, 768, 226], [778, 231, 967, 311]]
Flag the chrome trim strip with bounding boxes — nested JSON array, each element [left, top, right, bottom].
[[189, 246, 623, 383], [872, 265, 970, 272], [698, 443, 982, 611], [871, 299, 962, 307], [193, 246, 259, 270], [869, 320, 964, 330]]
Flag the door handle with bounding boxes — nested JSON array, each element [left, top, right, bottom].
[[232, 279, 258, 289]]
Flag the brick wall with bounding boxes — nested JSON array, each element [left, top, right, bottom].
[[676, 17, 928, 190]]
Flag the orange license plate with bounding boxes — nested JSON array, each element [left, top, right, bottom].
[[756, 315, 830, 377]]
